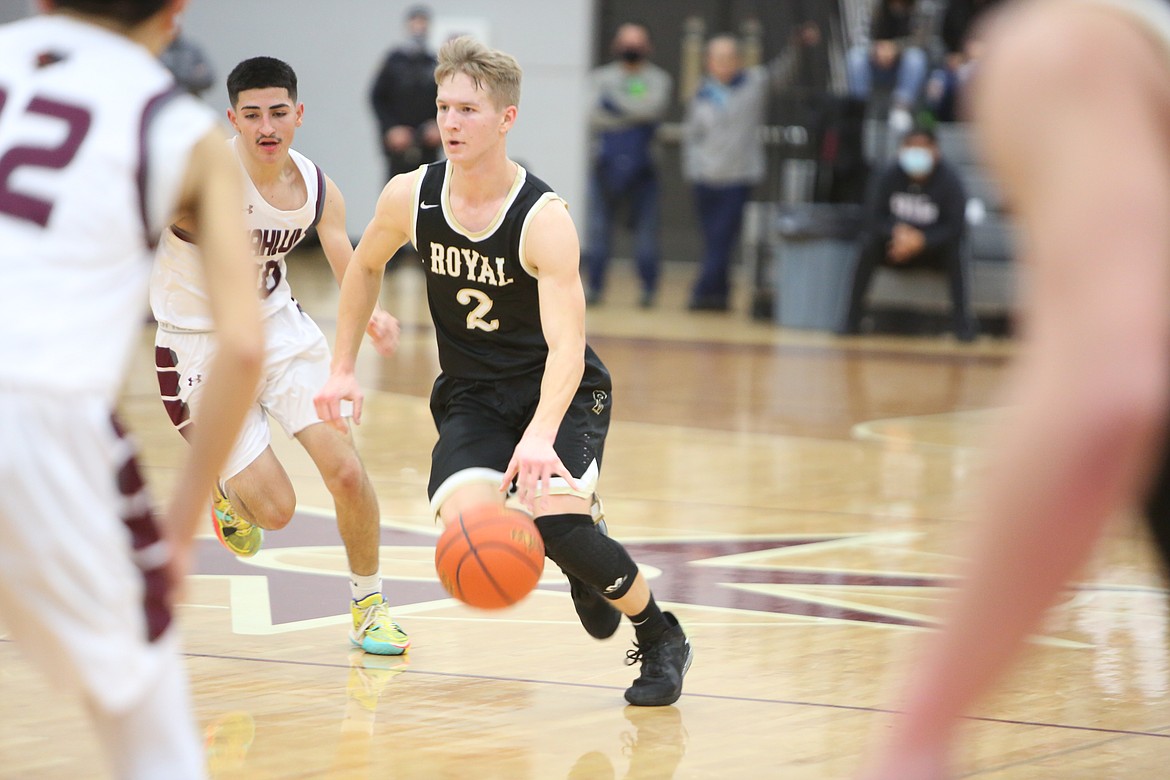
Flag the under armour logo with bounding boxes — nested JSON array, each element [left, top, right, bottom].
[[187, 374, 203, 387], [592, 390, 608, 415], [603, 575, 626, 594], [244, 204, 254, 214]]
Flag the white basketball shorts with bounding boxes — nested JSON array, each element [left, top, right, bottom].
[[155, 300, 351, 480], [0, 392, 180, 714]]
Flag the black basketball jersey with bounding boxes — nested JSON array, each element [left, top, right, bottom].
[[413, 160, 603, 381]]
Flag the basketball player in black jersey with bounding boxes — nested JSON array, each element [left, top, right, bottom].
[[316, 36, 691, 707]]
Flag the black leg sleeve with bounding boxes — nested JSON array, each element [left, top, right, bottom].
[[535, 514, 640, 600]]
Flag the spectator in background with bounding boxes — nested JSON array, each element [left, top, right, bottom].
[[160, 33, 214, 97], [683, 25, 822, 312], [846, 0, 931, 132], [583, 22, 672, 308], [370, 4, 441, 183], [924, 0, 1008, 121], [841, 125, 976, 341]]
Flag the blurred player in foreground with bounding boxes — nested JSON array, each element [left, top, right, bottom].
[[861, 0, 1170, 777], [0, 1, 263, 778]]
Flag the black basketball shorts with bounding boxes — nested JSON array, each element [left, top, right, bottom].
[[427, 364, 611, 514]]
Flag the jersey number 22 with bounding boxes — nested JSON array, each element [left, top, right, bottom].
[[0, 88, 92, 227]]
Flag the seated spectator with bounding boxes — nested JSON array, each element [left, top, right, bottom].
[[841, 125, 977, 341], [845, 0, 931, 131], [924, 0, 1008, 121], [683, 25, 822, 312]]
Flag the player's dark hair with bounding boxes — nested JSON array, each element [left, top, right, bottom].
[[54, 0, 169, 25], [226, 57, 298, 108]]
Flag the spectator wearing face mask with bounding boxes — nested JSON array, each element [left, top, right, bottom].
[[841, 125, 977, 341], [582, 22, 673, 308]]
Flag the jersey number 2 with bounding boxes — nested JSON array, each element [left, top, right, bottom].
[[456, 288, 499, 332], [0, 88, 93, 227]]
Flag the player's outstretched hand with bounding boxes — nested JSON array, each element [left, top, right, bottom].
[[501, 433, 580, 511], [314, 370, 363, 434], [367, 308, 401, 357]]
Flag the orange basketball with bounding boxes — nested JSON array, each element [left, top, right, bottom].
[[434, 505, 545, 609]]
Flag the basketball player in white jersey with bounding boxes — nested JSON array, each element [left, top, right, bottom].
[[0, 1, 263, 778], [150, 56, 409, 655], [316, 37, 692, 707], [860, 1, 1170, 777]]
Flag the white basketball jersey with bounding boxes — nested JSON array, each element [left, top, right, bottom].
[[150, 136, 325, 329], [0, 16, 216, 403]]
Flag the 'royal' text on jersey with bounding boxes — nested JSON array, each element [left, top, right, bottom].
[[428, 242, 515, 288]]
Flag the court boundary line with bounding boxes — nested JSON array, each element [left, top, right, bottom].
[[173, 646, 1170, 740]]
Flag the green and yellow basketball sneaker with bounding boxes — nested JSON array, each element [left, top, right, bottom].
[[350, 593, 410, 655], [211, 485, 262, 558]]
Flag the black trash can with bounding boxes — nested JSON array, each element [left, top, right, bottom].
[[772, 204, 864, 331]]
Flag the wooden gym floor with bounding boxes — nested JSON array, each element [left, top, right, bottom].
[[3, 251, 1168, 779]]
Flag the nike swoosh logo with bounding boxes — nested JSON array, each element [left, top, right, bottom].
[[420, 202, 439, 209]]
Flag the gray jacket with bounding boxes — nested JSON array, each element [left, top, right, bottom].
[[588, 60, 673, 190], [588, 60, 673, 134], [682, 42, 809, 187], [682, 65, 771, 186]]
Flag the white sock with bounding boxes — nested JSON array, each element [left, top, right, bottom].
[[350, 572, 382, 603]]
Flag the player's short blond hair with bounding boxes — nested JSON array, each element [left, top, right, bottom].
[[435, 36, 522, 110]]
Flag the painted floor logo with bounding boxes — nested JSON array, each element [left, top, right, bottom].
[[192, 508, 964, 633]]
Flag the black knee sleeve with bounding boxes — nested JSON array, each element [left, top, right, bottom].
[[535, 513, 639, 600]]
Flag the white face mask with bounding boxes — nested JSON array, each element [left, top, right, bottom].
[[898, 147, 935, 178]]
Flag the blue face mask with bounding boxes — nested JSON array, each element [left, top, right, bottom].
[[898, 147, 935, 178]]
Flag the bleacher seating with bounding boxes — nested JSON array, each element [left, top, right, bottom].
[[759, 121, 1017, 335]]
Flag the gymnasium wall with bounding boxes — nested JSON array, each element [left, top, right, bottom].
[[0, 2, 579, 240], [177, 1, 594, 239]]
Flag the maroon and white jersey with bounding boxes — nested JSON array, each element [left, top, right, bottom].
[[150, 136, 325, 330], [0, 15, 216, 403]]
